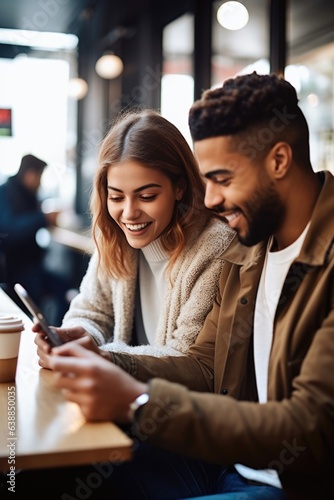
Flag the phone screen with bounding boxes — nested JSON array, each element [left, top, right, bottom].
[[14, 283, 63, 347]]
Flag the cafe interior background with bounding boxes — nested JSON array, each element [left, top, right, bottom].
[[0, 0, 334, 289]]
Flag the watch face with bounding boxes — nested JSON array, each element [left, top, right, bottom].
[[131, 393, 150, 411], [129, 393, 149, 420]]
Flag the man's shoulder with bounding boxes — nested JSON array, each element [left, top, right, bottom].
[[304, 170, 334, 259], [0, 178, 8, 190], [0, 179, 10, 200], [0, 176, 19, 195]]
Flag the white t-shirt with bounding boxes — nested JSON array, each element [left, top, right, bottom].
[[235, 223, 310, 488]]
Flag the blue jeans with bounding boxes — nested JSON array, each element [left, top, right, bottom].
[[12, 442, 288, 500], [180, 469, 287, 499], [106, 442, 287, 500]]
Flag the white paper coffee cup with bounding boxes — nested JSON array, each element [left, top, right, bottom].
[[0, 314, 25, 383]]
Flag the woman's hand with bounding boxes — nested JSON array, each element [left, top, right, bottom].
[[32, 324, 109, 369], [49, 342, 148, 423]]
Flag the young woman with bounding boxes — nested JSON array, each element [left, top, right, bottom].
[[35, 109, 235, 360]]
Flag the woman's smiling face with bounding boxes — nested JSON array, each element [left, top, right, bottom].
[[107, 160, 183, 249]]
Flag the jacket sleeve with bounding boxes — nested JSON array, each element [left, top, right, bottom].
[[62, 252, 115, 343], [132, 305, 334, 476]]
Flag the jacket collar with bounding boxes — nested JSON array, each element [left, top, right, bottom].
[[221, 171, 334, 268], [298, 171, 334, 266]]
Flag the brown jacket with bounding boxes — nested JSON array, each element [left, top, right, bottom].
[[113, 170, 334, 499]]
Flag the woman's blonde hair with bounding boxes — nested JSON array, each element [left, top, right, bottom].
[[90, 109, 212, 280]]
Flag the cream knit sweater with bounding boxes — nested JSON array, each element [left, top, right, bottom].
[[62, 216, 235, 356]]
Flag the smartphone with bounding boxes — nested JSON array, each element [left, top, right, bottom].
[[14, 283, 63, 347]]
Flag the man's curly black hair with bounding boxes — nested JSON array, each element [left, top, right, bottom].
[[188, 72, 311, 166]]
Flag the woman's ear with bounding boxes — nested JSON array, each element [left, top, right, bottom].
[[175, 189, 183, 201], [175, 179, 186, 200], [267, 141, 292, 180]]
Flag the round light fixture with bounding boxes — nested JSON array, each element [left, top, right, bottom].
[[95, 53, 124, 79], [68, 77, 88, 100], [217, 1, 249, 31]]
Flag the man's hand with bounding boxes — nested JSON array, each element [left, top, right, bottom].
[[32, 324, 110, 369], [49, 342, 148, 423]]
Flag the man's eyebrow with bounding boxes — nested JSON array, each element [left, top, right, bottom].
[[204, 169, 230, 180], [107, 183, 162, 193]]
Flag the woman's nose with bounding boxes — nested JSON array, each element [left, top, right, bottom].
[[204, 181, 225, 211], [122, 199, 140, 220]]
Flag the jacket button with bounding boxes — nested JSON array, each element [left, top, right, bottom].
[[240, 297, 247, 305], [222, 388, 228, 395]]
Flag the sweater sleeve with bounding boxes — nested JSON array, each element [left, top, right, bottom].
[[157, 220, 235, 355], [61, 251, 115, 344], [100, 339, 183, 357]]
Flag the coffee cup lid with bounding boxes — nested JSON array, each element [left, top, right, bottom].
[[0, 314, 25, 332]]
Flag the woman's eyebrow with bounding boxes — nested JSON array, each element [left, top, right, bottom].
[[107, 183, 162, 193]]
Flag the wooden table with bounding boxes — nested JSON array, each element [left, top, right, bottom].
[[0, 288, 133, 471]]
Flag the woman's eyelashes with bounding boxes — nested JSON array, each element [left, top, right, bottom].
[[140, 194, 158, 201], [108, 193, 158, 202]]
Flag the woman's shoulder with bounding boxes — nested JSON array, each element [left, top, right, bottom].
[[189, 215, 235, 251]]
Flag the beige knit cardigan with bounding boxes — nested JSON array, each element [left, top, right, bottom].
[[62, 216, 235, 356]]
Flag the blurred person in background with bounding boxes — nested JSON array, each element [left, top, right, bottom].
[[0, 153, 70, 325]]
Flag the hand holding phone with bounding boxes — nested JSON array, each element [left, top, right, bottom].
[[14, 283, 63, 347]]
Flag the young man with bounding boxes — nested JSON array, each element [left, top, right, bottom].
[[32, 72, 334, 499]]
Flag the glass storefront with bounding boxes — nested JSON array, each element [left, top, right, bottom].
[[162, 1, 334, 174]]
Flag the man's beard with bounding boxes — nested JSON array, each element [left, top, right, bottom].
[[213, 180, 285, 247], [238, 182, 285, 247]]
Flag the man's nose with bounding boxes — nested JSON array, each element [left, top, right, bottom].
[[204, 181, 224, 211]]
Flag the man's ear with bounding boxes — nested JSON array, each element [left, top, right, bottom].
[[267, 142, 292, 179]]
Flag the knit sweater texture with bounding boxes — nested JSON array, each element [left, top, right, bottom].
[[62, 215, 235, 356]]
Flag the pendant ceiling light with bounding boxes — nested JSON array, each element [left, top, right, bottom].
[[95, 53, 124, 79], [68, 77, 88, 100], [217, 1, 249, 30]]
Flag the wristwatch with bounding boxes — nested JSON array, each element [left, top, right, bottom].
[[128, 393, 149, 421]]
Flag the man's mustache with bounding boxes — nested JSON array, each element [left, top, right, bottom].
[[211, 205, 226, 214]]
